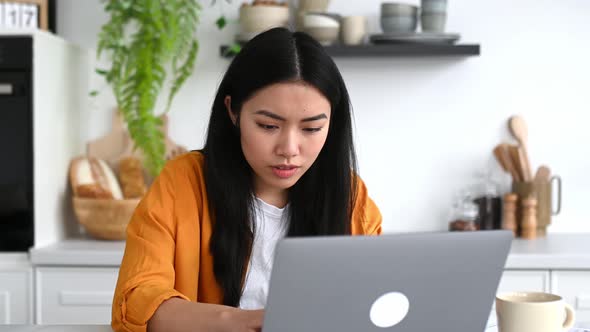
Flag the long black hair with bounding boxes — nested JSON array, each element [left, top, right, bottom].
[[202, 27, 358, 306]]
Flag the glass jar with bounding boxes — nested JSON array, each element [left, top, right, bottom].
[[471, 171, 503, 230], [449, 198, 479, 232]]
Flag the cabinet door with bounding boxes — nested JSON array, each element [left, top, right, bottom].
[[36, 267, 119, 324], [0, 268, 33, 324], [498, 270, 551, 293], [551, 271, 590, 322]]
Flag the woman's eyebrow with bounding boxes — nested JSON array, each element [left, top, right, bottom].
[[254, 110, 327, 122], [255, 110, 285, 121], [301, 113, 328, 122]]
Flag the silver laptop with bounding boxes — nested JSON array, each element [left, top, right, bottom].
[[263, 230, 513, 332]]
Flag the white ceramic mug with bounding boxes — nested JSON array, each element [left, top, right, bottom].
[[496, 292, 575, 332], [341, 16, 366, 45]]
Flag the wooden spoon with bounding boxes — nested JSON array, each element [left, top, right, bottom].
[[508, 116, 533, 181]]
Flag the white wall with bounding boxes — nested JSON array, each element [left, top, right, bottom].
[[57, 0, 590, 233]]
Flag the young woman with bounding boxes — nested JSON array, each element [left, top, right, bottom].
[[111, 27, 382, 332]]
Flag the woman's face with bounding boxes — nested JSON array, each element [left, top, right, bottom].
[[227, 82, 331, 204]]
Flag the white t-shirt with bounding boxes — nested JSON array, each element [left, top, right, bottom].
[[238, 197, 289, 309]]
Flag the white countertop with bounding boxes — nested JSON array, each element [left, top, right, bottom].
[[0, 253, 30, 267], [24, 233, 590, 269], [29, 239, 125, 266], [0, 326, 112, 332], [505, 234, 590, 269]]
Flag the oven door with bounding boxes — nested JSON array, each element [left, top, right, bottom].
[[0, 71, 34, 251]]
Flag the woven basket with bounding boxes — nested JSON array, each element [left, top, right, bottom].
[[72, 197, 140, 240]]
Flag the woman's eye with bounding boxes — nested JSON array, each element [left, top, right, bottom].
[[257, 123, 278, 130], [303, 127, 322, 133]]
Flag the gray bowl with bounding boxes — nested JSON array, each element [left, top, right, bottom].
[[381, 15, 418, 33], [381, 2, 419, 16], [421, 13, 446, 32], [421, 0, 447, 14]]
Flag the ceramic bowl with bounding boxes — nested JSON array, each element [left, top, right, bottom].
[[381, 2, 419, 16], [421, 0, 447, 14], [303, 13, 340, 28], [380, 15, 417, 33], [298, 0, 331, 13], [239, 5, 289, 33], [421, 13, 446, 32], [304, 26, 340, 45]]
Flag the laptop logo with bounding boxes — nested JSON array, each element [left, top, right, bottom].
[[369, 291, 410, 328]]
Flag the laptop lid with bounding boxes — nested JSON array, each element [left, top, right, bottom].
[[263, 230, 513, 332]]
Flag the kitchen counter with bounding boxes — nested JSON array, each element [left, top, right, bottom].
[[29, 239, 124, 266], [0, 253, 30, 267], [505, 234, 590, 269], [27, 234, 590, 269], [0, 326, 112, 332]]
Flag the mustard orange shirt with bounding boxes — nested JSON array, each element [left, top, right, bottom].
[[111, 151, 382, 332]]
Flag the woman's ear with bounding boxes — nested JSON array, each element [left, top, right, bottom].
[[225, 96, 237, 126]]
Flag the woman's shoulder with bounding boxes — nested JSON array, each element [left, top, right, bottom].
[[165, 150, 205, 172], [351, 174, 382, 235], [161, 150, 206, 187]]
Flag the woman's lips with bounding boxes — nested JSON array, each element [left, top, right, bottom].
[[271, 166, 299, 179]]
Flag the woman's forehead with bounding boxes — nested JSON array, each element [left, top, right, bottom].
[[244, 82, 331, 116]]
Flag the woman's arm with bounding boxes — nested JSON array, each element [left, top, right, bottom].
[[351, 176, 383, 235], [148, 298, 264, 332]]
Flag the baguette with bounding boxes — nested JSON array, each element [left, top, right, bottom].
[[69, 157, 123, 199]]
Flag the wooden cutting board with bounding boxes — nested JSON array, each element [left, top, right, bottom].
[[86, 109, 187, 174], [86, 109, 128, 169]]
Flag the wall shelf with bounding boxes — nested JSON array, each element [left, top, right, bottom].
[[220, 43, 480, 58]]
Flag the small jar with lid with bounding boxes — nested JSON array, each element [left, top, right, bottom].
[[449, 200, 479, 231]]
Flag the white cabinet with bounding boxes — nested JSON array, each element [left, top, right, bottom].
[[35, 267, 119, 324], [551, 271, 590, 322], [0, 266, 33, 324], [497, 270, 550, 293]]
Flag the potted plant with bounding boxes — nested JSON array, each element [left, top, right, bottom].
[[93, 0, 200, 177]]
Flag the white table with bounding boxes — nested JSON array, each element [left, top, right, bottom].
[[0, 327, 112, 332], [0, 325, 588, 332]]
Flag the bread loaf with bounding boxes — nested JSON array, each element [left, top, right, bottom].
[[118, 156, 147, 198], [69, 157, 123, 199], [75, 184, 113, 199]]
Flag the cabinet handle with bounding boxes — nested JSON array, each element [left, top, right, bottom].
[[59, 291, 112, 306], [0, 84, 13, 95], [577, 295, 590, 310], [0, 292, 10, 324]]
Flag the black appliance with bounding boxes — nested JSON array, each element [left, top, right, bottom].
[[0, 36, 34, 251]]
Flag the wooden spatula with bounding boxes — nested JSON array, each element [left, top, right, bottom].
[[493, 143, 521, 181], [507, 144, 526, 182], [508, 116, 533, 181]]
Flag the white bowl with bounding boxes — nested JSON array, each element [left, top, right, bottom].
[[304, 26, 340, 45], [239, 5, 290, 33], [303, 14, 340, 28], [298, 0, 331, 13]]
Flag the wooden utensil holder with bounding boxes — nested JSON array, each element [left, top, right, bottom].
[[512, 176, 562, 237]]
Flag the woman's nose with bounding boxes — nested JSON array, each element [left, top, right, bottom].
[[275, 130, 299, 158]]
